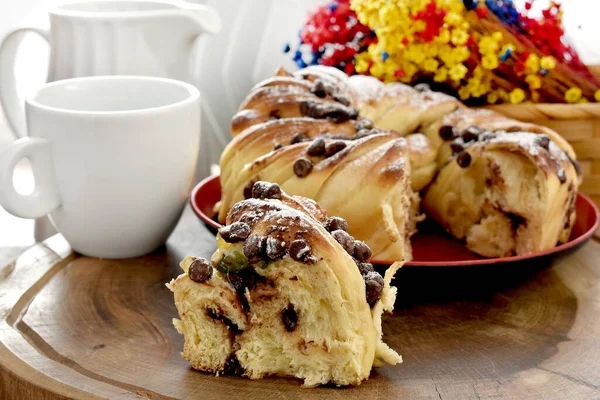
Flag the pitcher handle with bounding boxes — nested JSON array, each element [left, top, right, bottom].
[[0, 27, 50, 138], [0, 137, 60, 219]]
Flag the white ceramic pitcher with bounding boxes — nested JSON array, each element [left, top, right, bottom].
[[0, 0, 221, 138]]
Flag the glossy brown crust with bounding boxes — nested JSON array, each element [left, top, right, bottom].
[[423, 108, 577, 162], [225, 196, 330, 251], [225, 117, 355, 159], [464, 131, 573, 180], [226, 65, 579, 261], [217, 131, 416, 260], [231, 96, 357, 136]]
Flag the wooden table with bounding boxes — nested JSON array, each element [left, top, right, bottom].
[[1, 203, 600, 399]]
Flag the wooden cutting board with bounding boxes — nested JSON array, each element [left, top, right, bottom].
[[1, 208, 600, 400]]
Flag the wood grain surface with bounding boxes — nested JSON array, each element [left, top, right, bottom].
[[1, 207, 600, 400]]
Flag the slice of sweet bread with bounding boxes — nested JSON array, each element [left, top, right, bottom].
[[168, 182, 402, 387]]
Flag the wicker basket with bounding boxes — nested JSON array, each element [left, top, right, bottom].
[[485, 65, 600, 210]]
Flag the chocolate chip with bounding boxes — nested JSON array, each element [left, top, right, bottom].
[[333, 94, 351, 106], [357, 261, 374, 276], [356, 119, 374, 131], [414, 83, 430, 92], [333, 107, 359, 122], [331, 230, 355, 255], [265, 237, 286, 260], [311, 79, 327, 98], [269, 110, 281, 120], [536, 135, 550, 150], [299, 101, 358, 123], [251, 181, 282, 199], [462, 126, 483, 142], [324, 216, 348, 232], [557, 168, 567, 184], [289, 239, 316, 264], [243, 180, 256, 199], [223, 354, 244, 376], [290, 132, 307, 145], [219, 221, 251, 243], [281, 304, 298, 332], [353, 241, 372, 261], [243, 235, 264, 261], [438, 125, 456, 141], [306, 138, 326, 156], [364, 271, 384, 307], [450, 140, 465, 154], [456, 151, 471, 168], [293, 158, 313, 177], [273, 143, 283, 151], [188, 258, 213, 283], [324, 141, 347, 157], [227, 272, 245, 291]]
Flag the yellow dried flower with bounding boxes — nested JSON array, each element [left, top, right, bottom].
[[436, 28, 451, 44], [423, 58, 439, 72], [479, 36, 499, 55], [524, 54, 540, 74], [509, 88, 526, 104], [370, 62, 385, 78], [451, 29, 469, 46], [565, 87, 582, 103], [451, 46, 471, 63], [482, 54, 499, 70], [540, 56, 557, 70], [355, 58, 370, 74], [525, 74, 542, 89], [445, 12, 463, 26], [434, 67, 448, 82], [449, 63, 468, 81], [496, 88, 510, 101], [458, 86, 470, 100], [595, 90, 600, 102], [487, 92, 499, 104]]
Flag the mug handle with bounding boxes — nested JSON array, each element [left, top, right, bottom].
[[0, 27, 50, 138], [0, 137, 60, 218]]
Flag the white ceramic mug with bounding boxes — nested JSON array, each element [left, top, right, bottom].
[[0, 0, 220, 138], [0, 76, 200, 258]]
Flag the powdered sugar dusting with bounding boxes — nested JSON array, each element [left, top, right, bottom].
[[406, 133, 431, 153], [488, 131, 568, 164]]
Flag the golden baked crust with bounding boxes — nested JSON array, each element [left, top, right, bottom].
[[218, 133, 419, 261], [168, 187, 402, 386], [222, 65, 580, 260], [422, 108, 578, 166], [423, 131, 578, 257]]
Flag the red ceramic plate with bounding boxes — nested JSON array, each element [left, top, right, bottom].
[[191, 175, 599, 267]]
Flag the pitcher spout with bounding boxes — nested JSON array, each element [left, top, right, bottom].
[[179, 2, 221, 36]]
